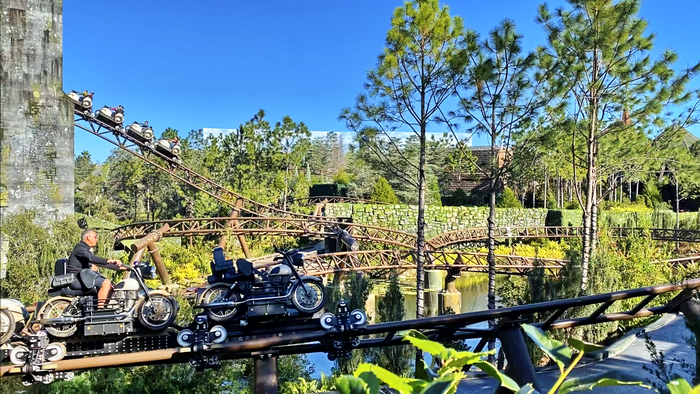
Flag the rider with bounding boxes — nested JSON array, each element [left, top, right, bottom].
[[66, 229, 125, 308]]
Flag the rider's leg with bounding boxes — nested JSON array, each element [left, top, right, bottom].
[[97, 278, 112, 309]]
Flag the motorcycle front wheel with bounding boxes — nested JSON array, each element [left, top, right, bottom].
[[41, 299, 78, 338], [201, 284, 238, 322], [136, 294, 178, 331], [291, 279, 326, 314]]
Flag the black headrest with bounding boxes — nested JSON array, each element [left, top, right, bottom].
[[54, 259, 67, 276], [212, 247, 226, 265], [236, 259, 253, 277]]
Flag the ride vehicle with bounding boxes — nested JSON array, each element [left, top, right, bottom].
[[155, 138, 182, 164], [126, 122, 155, 148], [95, 105, 125, 129], [33, 258, 178, 339], [196, 248, 326, 326], [66, 91, 93, 116], [1, 298, 30, 345]]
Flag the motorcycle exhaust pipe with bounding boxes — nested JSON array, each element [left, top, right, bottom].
[[36, 317, 79, 325], [197, 290, 295, 309]]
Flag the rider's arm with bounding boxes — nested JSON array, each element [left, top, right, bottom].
[[74, 245, 109, 267]]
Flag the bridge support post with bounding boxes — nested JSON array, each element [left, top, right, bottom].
[[439, 268, 461, 314], [219, 199, 251, 259], [496, 325, 541, 393], [147, 243, 171, 286], [679, 299, 700, 385], [425, 270, 443, 317], [253, 352, 279, 394]]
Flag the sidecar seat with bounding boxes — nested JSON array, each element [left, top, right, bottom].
[[48, 259, 97, 297]]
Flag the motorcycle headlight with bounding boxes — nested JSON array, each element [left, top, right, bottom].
[[140, 265, 157, 280]]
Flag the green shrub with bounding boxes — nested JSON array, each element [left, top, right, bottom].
[[496, 187, 522, 208], [370, 177, 399, 204]]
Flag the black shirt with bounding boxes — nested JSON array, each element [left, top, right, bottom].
[[66, 241, 115, 274]]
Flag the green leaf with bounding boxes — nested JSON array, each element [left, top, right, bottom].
[[517, 384, 540, 394], [335, 375, 370, 394], [403, 330, 447, 357], [473, 361, 520, 392], [667, 378, 697, 394], [355, 364, 415, 394], [405, 378, 429, 393], [419, 375, 463, 394], [521, 324, 572, 372], [437, 353, 482, 375], [558, 371, 652, 394], [357, 370, 381, 394], [416, 360, 439, 382], [567, 338, 604, 354]]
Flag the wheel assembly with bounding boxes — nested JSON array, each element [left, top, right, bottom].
[[45, 343, 67, 362], [209, 325, 227, 344], [177, 329, 194, 347]]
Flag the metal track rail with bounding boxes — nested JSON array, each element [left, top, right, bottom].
[[73, 111, 304, 218], [2, 278, 698, 376]]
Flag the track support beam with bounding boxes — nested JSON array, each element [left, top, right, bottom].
[[496, 325, 541, 393], [254, 352, 279, 394]]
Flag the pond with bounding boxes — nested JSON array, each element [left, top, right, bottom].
[[307, 273, 492, 378]]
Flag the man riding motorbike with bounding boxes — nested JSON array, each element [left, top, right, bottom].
[[67, 229, 125, 308]]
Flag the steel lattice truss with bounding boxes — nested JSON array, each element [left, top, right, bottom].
[[611, 227, 700, 243], [110, 217, 419, 249], [296, 196, 389, 206], [300, 250, 568, 277], [73, 111, 306, 218], [427, 226, 584, 249]]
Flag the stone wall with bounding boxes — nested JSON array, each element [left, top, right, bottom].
[[325, 203, 700, 237], [326, 204, 549, 238], [0, 0, 74, 221]]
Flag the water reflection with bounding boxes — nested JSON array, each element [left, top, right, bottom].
[[309, 273, 491, 378]]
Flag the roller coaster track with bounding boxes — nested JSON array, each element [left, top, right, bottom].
[[3, 278, 699, 381], [300, 250, 569, 277], [73, 110, 305, 218], [295, 196, 389, 206], [110, 217, 419, 249], [299, 251, 700, 277], [427, 226, 700, 249]]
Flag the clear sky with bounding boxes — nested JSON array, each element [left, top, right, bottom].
[[64, 0, 700, 162]]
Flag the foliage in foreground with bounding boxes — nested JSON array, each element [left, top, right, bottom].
[[335, 325, 668, 394]]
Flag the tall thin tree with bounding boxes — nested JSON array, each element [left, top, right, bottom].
[[339, 0, 468, 330], [538, 0, 700, 293]]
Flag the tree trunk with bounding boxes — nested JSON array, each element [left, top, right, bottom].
[[676, 180, 680, 252], [487, 131, 499, 361], [415, 108, 428, 368], [543, 169, 548, 209]]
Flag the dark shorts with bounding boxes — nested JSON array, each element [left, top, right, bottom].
[[72, 269, 108, 290]]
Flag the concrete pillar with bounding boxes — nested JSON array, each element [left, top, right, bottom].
[[439, 268, 462, 314], [424, 270, 444, 317], [0, 0, 74, 221], [254, 353, 279, 394]]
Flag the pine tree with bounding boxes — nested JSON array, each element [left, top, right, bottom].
[[370, 177, 399, 204], [496, 187, 522, 208], [538, 0, 700, 293], [370, 274, 413, 376]]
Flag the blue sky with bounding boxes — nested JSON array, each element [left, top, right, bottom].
[[64, 1, 700, 162]]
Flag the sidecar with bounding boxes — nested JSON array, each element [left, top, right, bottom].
[[67, 91, 93, 116], [155, 139, 182, 164], [126, 122, 155, 147], [1, 298, 30, 345], [96, 106, 124, 129]]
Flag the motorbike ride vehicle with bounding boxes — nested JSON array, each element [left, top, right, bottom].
[[67, 91, 93, 116], [155, 138, 182, 164], [126, 121, 155, 148], [96, 105, 125, 129], [196, 248, 326, 326], [1, 299, 30, 345], [35, 258, 178, 338]]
